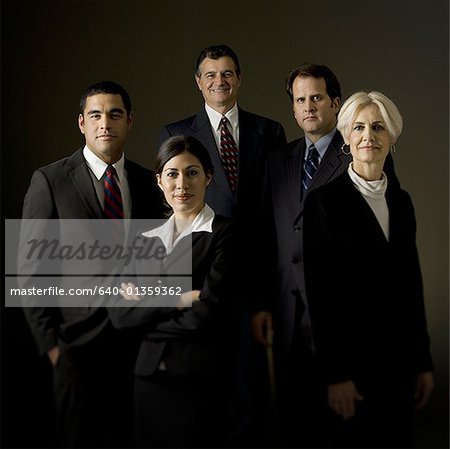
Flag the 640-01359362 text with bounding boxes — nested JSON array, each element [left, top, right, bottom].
[[9, 284, 183, 297]]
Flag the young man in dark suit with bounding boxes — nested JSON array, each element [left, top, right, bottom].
[[158, 44, 287, 445], [251, 64, 399, 447], [21, 81, 163, 448]]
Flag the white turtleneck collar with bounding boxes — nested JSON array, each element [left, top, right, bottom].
[[348, 162, 390, 240], [347, 162, 388, 200]]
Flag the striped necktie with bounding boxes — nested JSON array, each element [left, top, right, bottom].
[[219, 116, 239, 191], [103, 165, 124, 219], [302, 144, 319, 192]]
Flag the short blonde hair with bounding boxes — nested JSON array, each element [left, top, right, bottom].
[[337, 91, 403, 142]]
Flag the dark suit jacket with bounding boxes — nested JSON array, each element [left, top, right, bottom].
[[158, 106, 287, 222], [109, 215, 236, 377], [21, 148, 163, 355], [258, 130, 399, 356], [303, 172, 432, 390]]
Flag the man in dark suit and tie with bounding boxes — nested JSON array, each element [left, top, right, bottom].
[[251, 64, 399, 447], [157, 44, 287, 222], [21, 80, 163, 448], [157, 44, 287, 445]]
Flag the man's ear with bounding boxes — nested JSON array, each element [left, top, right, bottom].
[[78, 114, 85, 134], [332, 97, 341, 113], [127, 112, 134, 131], [195, 74, 202, 91]]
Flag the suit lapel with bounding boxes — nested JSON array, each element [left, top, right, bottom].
[[343, 174, 389, 245], [309, 132, 346, 191], [237, 108, 261, 180], [298, 132, 349, 210], [294, 132, 350, 224], [125, 160, 140, 219], [287, 140, 304, 212], [385, 188, 406, 245], [68, 149, 104, 218], [162, 232, 204, 274]]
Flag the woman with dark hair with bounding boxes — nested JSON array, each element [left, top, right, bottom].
[[110, 135, 236, 448]]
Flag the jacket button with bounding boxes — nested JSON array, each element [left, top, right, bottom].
[[294, 225, 300, 232]]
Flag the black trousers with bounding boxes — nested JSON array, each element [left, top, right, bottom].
[[53, 323, 138, 448], [275, 341, 331, 449], [134, 370, 230, 448]]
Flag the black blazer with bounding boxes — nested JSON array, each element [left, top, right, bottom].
[[158, 107, 287, 222], [110, 215, 236, 377], [21, 148, 163, 354], [303, 172, 432, 388], [258, 131, 399, 355]]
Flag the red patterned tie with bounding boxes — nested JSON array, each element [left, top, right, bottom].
[[219, 116, 239, 191], [103, 165, 124, 219]]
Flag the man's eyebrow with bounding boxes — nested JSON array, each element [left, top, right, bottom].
[[86, 108, 125, 115]]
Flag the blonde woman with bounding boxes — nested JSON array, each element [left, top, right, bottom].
[[304, 91, 434, 448]]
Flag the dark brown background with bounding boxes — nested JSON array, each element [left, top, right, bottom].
[[2, 0, 448, 447]]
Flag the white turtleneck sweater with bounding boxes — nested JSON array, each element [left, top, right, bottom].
[[348, 163, 389, 241]]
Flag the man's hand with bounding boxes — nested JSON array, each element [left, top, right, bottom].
[[120, 282, 142, 301], [47, 345, 60, 367], [414, 371, 434, 410], [177, 290, 201, 310], [328, 380, 364, 420], [251, 311, 273, 347]]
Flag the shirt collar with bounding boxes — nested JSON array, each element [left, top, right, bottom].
[[83, 145, 125, 181], [141, 204, 215, 253], [204, 102, 239, 131], [305, 128, 337, 161]]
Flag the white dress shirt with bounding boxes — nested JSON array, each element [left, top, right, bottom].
[[204, 102, 240, 150]]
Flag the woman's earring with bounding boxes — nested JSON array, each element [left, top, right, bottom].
[[341, 143, 351, 155], [390, 144, 396, 153]]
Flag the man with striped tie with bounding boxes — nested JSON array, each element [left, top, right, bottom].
[[251, 64, 399, 447], [157, 44, 287, 446], [21, 81, 163, 448], [158, 44, 287, 221]]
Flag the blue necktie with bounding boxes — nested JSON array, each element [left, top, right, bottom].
[[302, 144, 319, 191]]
